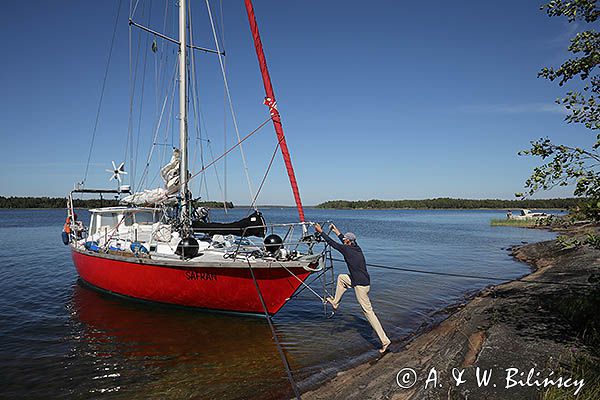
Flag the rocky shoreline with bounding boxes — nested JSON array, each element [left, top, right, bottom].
[[302, 226, 600, 400]]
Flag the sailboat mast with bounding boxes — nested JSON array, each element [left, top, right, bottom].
[[178, 0, 190, 226]]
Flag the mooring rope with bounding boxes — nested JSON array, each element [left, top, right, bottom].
[[331, 258, 596, 288], [287, 267, 331, 301], [276, 260, 330, 301], [246, 259, 302, 399]]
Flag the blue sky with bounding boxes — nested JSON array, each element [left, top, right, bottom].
[[0, 0, 593, 205]]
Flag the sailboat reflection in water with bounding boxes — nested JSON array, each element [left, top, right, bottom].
[[68, 284, 298, 398]]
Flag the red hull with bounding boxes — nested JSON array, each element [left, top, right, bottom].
[[71, 249, 312, 315]]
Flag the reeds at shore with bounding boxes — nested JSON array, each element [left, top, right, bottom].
[[490, 218, 543, 227]]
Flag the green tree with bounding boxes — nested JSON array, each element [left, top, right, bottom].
[[519, 0, 600, 207], [315, 198, 579, 210]]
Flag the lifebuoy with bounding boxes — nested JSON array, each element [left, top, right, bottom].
[[64, 216, 72, 234]]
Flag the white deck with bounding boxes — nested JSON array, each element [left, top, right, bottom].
[[71, 207, 323, 269]]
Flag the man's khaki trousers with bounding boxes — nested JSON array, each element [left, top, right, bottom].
[[330, 273, 391, 346]]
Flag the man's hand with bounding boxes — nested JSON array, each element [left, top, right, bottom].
[[330, 223, 341, 236], [314, 223, 323, 233]]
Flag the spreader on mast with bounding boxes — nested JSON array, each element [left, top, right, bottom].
[[244, 0, 305, 222]]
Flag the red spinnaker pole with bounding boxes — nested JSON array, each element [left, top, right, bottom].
[[244, 0, 305, 222]]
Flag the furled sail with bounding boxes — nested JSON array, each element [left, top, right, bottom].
[[120, 187, 170, 205], [244, 0, 305, 222], [121, 149, 180, 205], [160, 149, 181, 191]]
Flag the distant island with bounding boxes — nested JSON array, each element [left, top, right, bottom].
[[316, 198, 580, 210], [0, 196, 234, 209], [0, 196, 580, 210]]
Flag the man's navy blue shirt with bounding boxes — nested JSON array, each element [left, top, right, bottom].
[[319, 232, 370, 286]]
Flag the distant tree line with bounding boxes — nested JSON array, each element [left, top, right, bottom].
[[0, 197, 117, 209], [0, 196, 234, 209], [316, 198, 580, 210]]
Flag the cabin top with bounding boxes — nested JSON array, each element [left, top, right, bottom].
[[88, 206, 159, 213], [87, 207, 163, 235]]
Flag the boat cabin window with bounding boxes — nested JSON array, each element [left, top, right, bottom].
[[89, 210, 158, 235], [90, 212, 125, 234], [122, 213, 134, 227], [134, 211, 158, 225], [99, 213, 118, 228]]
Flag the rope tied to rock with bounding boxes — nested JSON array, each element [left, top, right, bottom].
[[331, 258, 597, 288]]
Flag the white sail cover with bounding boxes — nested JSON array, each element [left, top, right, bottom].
[[120, 149, 180, 206], [121, 188, 169, 205]]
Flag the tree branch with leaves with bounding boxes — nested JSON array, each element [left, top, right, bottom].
[[519, 0, 599, 216]]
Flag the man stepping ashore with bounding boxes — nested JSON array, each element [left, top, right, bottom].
[[315, 223, 391, 353]]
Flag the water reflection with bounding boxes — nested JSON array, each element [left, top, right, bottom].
[[68, 283, 295, 399]]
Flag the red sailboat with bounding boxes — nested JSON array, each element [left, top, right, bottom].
[[64, 0, 329, 316]]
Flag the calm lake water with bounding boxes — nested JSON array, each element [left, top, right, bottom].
[[0, 208, 557, 399]]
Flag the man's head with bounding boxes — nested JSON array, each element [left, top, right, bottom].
[[343, 232, 357, 245]]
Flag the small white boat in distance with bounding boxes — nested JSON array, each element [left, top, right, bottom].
[[507, 209, 552, 220]]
